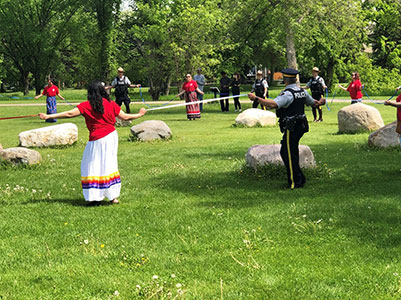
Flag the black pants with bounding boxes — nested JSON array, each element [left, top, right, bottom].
[[252, 97, 267, 110], [312, 106, 322, 120], [280, 127, 306, 189], [116, 96, 131, 113], [233, 92, 241, 110], [220, 93, 229, 111]]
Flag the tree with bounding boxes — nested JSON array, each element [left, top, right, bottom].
[[0, 0, 83, 94], [117, 0, 223, 100]]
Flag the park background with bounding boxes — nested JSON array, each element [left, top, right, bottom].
[[2, 0, 401, 299]]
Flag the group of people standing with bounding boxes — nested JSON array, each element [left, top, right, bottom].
[[33, 65, 401, 205]]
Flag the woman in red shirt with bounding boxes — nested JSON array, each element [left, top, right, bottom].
[[35, 78, 65, 122], [338, 72, 363, 104], [38, 80, 146, 204], [177, 74, 204, 120]]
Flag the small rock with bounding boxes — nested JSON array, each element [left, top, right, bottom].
[[19, 123, 78, 147], [338, 103, 384, 133], [0, 147, 41, 165], [130, 120, 172, 141], [235, 108, 276, 127], [115, 118, 132, 127], [368, 121, 400, 148], [246, 144, 316, 170]]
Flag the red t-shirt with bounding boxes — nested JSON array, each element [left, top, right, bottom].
[[182, 80, 198, 92], [346, 80, 363, 99], [396, 94, 401, 122], [42, 85, 59, 97], [77, 98, 121, 141]]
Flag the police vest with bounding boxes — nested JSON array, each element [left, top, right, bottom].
[[115, 76, 129, 98], [254, 78, 266, 97], [309, 76, 323, 100], [276, 88, 306, 119]]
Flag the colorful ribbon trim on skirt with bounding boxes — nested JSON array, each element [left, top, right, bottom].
[[81, 171, 121, 189]]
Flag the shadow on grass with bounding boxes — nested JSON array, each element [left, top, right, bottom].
[[20, 198, 114, 207]]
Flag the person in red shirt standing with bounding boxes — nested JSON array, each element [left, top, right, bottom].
[[338, 72, 363, 104], [177, 74, 204, 120], [34, 78, 65, 122], [38, 80, 147, 205]]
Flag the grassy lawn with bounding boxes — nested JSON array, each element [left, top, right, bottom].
[[0, 96, 401, 299]]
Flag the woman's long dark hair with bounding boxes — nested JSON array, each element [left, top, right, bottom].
[[87, 80, 110, 113]]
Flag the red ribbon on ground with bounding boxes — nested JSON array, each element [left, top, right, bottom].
[[0, 114, 38, 120]]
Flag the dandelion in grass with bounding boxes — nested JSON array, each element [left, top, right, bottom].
[[84, 240, 89, 245], [171, 274, 176, 279], [113, 290, 119, 296], [152, 275, 159, 280], [100, 244, 105, 248], [176, 283, 182, 288], [64, 222, 68, 226]]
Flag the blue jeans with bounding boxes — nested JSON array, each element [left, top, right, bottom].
[[197, 92, 203, 111]]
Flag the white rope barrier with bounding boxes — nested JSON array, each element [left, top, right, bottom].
[[146, 94, 248, 111]]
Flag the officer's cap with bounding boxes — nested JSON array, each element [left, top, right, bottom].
[[312, 67, 320, 72], [281, 68, 299, 78], [117, 67, 124, 72]]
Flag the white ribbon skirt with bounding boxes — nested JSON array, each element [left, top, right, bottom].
[[80, 130, 121, 201]]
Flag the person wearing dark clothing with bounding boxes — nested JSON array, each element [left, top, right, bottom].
[[251, 70, 268, 109], [220, 71, 231, 112], [105, 67, 140, 114], [304, 67, 327, 122], [248, 68, 325, 189], [231, 73, 241, 112]]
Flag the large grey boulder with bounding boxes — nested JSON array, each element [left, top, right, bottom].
[[19, 123, 78, 147], [115, 118, 132, 127], [130, 120, 172, 141], [0, 147, 41, 165], [368, 121, 400, 148], [235, 108, 276, 127], [246, 144, 316, 170], [338, 103, 384, 133]]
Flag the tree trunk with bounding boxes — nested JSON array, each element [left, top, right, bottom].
[[34, 73, 42, 95], [23, 74, 29, 95], [286, 28, 298, 70], [163, 75, 172, 96], [148, 77, 160, 101], [326, 58, 335, 90]]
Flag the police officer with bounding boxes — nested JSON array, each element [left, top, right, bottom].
[[105, 67, 140, 113], [251, 70, 269, 110], [303, 67, 327, 122], [248, 68, 325, 189]]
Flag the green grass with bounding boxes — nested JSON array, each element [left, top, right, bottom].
[[0, 99, 401, 299]]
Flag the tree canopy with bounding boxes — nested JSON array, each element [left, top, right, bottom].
[[0, 0, 400, 96]]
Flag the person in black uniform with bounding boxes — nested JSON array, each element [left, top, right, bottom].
[[303, 67, 327, 122], [105, 67, 141, 113], [248, 68, 325, 189], [231, 73, 241, 112], [219, 71, 231, 112], [251, 70, 269, 110]]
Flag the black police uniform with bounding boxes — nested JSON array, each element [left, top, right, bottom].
[[308, 76, 324, 121], [275, 69, 314, 189], [114, 76, 131, 113], [253, 78, 268, 109]]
